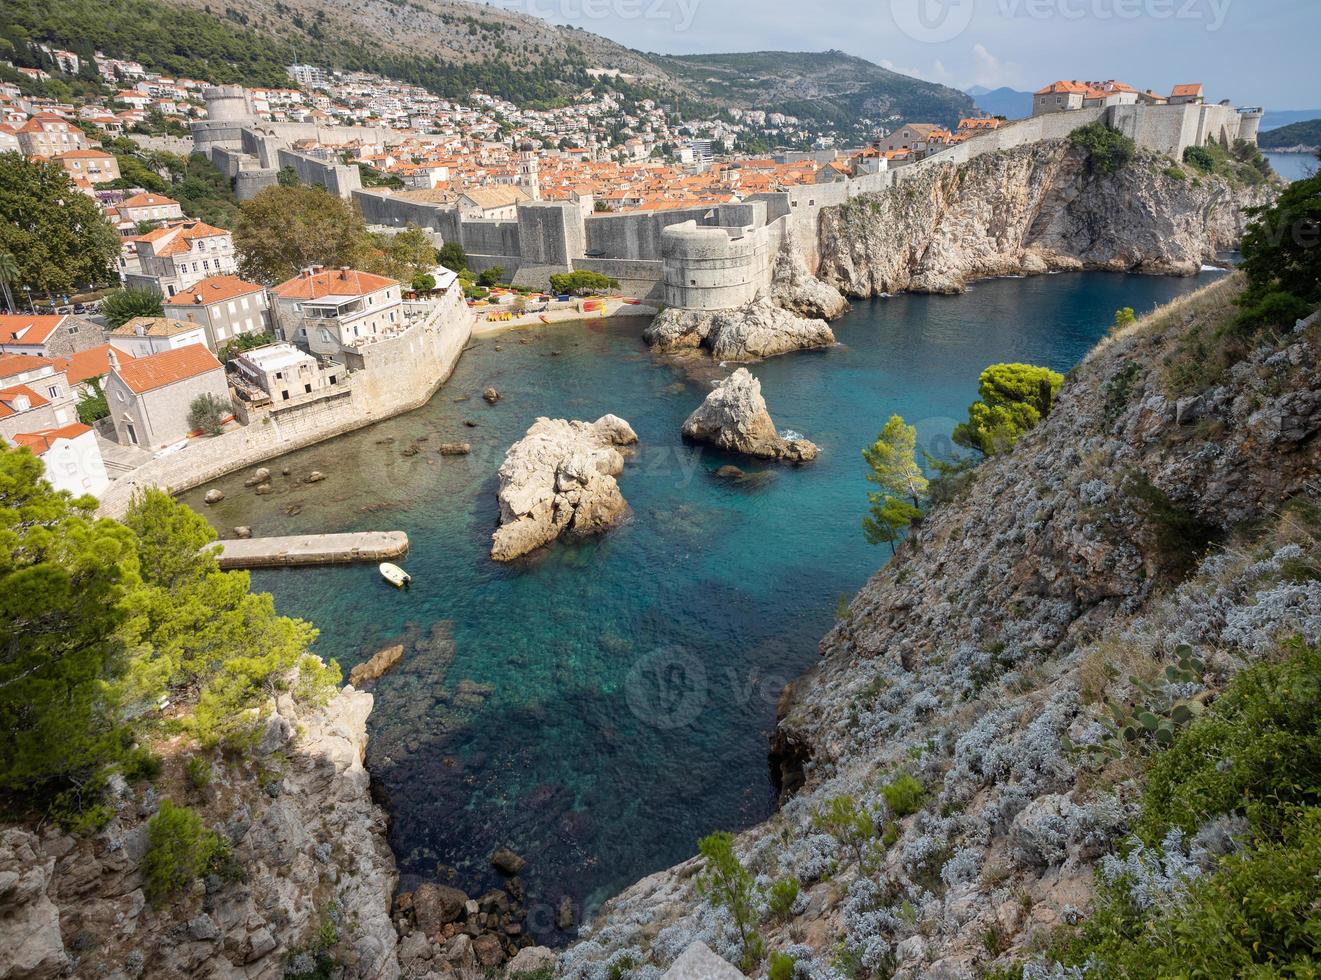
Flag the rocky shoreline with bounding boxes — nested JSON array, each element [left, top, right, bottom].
[[815, 139, 1273, 297]]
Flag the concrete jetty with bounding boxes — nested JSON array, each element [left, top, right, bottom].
[[216, 531, 409, 569]]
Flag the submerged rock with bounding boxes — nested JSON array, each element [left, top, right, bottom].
[[203, 488, 224, 504], [483, 387, 501, 404], [243, 467, 271, 487], [683, 368, 819, 463], [304, 470, 326, 484], [437, 442, 472, 456], [643, 301, 834, 361], [491, 415, 638, 562], [491, 847, 526, 876], [348, 644, 404, 688]]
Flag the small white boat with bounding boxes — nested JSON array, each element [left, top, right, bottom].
[[379, 562, 411, 588]]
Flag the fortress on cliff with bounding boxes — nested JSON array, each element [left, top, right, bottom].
[[194, 84, 1264, 313]]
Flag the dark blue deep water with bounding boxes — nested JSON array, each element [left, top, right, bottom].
[[185, 271, 1213, 937]]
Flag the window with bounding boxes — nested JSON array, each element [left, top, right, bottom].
[[304, 383, 312, 394], [47, 385, 60, 398]]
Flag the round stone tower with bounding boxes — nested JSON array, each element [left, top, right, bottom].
[[191, 85, 255, 157], [661, 221, 764, 311], [1237, 107, 1264, 146]]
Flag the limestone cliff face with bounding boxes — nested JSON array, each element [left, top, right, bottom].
[[0, 688, 400, 980], [564, 279, 1321, 978], [816, 141, 1273, 296]]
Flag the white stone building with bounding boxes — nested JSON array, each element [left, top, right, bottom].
[[163, 276, 272, 351], [104, 345, 229, 448], [270, 266, 403, 359], [126, 221, 238, 297], [13, 423, 109, 498]]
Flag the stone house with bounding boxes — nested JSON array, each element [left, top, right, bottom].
[[53, 149, 121, 185], [0, 383, 72, 443], [12, 423, 109, 498], [457, 185, 529, 220], [270, 266, 403, 359], [109, 316, 210, 358], [59, 345, 129, 399], [15, 113, 86, 157], [118, 192, 185, 227], [0, 354, 74, 412], [126, 221, 238, 297], [233, 343, 344, 403], [0, 314, 102, 359], [104, 345, 229, 448], [163, 276, 271, 351], [878, 123, 942, 155]]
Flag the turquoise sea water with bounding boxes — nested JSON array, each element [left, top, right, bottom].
[[185, 271, 1213, 937]]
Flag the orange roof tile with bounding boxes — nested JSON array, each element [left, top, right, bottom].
[[120, 192, 180, 209], [63, 344, 129, 386], [0, 353, 59, 379], [271, 267, 398, 301], [113, 345, 222, 395], [0, 384, 50, 418], [13, 422, 92, 455], [164, 275, 265, 308], [0, 314, 68, 346]]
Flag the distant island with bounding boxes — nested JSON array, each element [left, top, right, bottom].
[[1260, 118, 1321, 151]]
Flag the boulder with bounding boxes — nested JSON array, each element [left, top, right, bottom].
[[203, 488, 224, 504], [491, 415, 638, 561], [484, 387, 502, 404], [232, 526, 252, 539], [472, 933, 506, 968], [508, 946, 557, 975], [491, 847, 527, 876], [683, 369, 818, 463], [643, 301, 834, 361], [243, 467, 271, 487], [437, 442, 472, 456], [413, 883, 471, 937], [661, 942, 745, 980], [254, 483, 273, 495], [304, 471, 326, 484], [348, 645, 405, 688], [0, 831, 67, 980]]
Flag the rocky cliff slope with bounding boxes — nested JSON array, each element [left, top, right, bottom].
[[816, 141, 1273, 296], [563, 277, 1321, 978], [2, 686, 399, 980]]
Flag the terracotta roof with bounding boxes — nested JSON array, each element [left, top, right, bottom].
[[271, 267, 398, 301], [459, 185, 529, 210], [0, 314, 67, 346], [0, 384, 49, 418], [63, 344, 130, 386], [54, 148, 115, 160], [137, 220, 229, 256], [120, 192, 180, 209], [1171, 83, 1204, 97], [111, 316, 203, 339], [13, 422, 92, 455], [0, 353, 58, 380], [164, 275, 265, 308], [112, 344, 222, 395], [1035, 80, 1089, 96]]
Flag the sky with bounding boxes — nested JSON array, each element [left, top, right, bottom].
[[480, 0, 1319, 108]]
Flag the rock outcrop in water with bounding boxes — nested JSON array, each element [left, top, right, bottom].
[[682, 368, 818, 463], [816, 140, 1273, 296], [0, 683, 401, 979], [770, 234, 850, 320], [643, 302, 834, 361], [491, 415, 638, 561], [563, 280, 1321, 978]]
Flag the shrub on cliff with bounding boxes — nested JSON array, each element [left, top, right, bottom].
[[1235, 161, 1321, 332], [863, 415, 927, 553], [696, 831, 764, 971], [1035, 638, 1321, 977], [143, 799, 234, 904], [952, 363, 1064, 456], [1069, 122, 1136, 176]]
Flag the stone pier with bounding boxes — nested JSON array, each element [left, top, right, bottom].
[[216, 531, 409, 569]]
